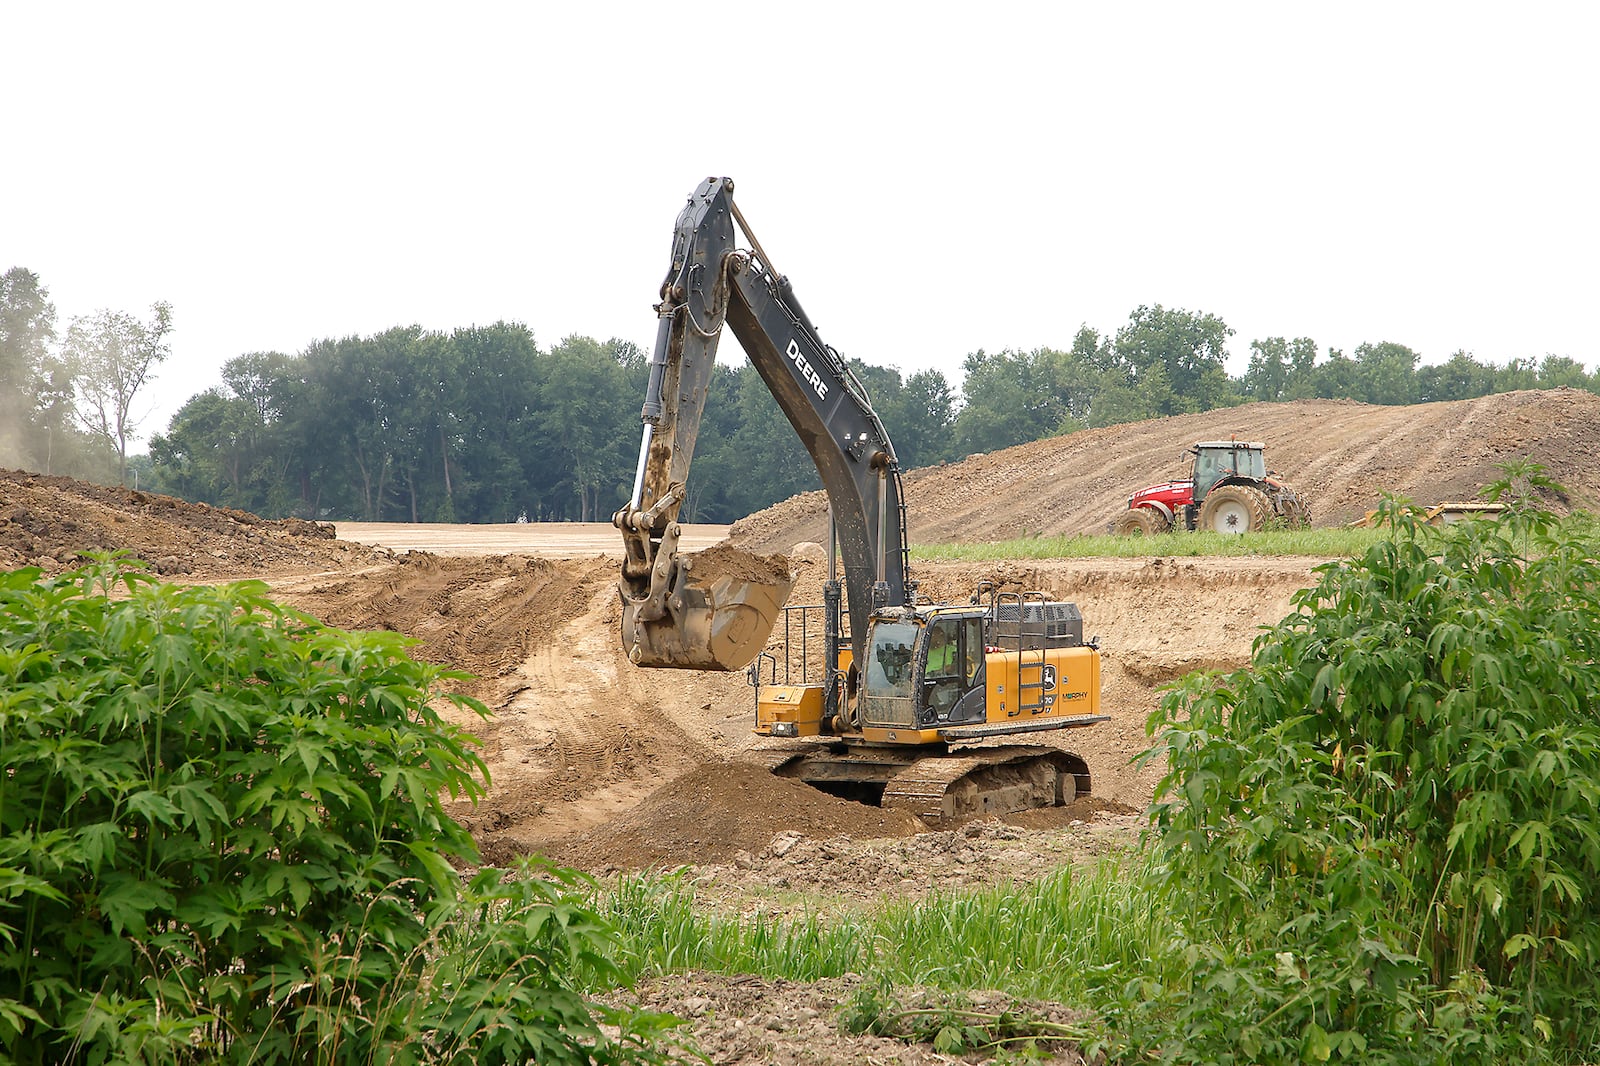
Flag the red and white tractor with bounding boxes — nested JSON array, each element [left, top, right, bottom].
[[1112, 440, 1309, 536]]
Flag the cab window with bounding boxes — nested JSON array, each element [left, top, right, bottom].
[[865, 622, 918, 700], [925, 619, 960, 678]]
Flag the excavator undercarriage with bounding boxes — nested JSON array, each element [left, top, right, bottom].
[[752, 742, 1091, 825]]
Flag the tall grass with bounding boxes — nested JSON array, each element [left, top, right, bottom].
[[591, 854, 1169, 1005], [911, 525, 1383, 562]]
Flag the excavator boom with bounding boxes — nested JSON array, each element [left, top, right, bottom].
[[615, 177, 908, 672]]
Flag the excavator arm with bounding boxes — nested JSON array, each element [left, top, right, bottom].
[[614, 176, 910, 671]]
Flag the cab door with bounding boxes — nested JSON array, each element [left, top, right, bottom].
[[923, 615, 985, 725]]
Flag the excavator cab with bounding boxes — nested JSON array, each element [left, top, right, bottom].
[[858, 615, 983, 731]]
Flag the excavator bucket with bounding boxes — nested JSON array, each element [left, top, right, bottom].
[[620, 546, 793, 671]]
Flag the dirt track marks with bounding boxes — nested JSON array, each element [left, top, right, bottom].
[[273, 550, 757, 861]]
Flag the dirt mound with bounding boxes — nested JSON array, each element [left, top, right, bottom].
[[683, 541, 793, 583], [676, 808, 1146, 908], [0, 467, 383, 577], [278, 552, 605, 699], [729, 390, 1600, 551], [540, 759, 925, 872]]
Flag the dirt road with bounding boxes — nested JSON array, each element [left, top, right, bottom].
[[333, 521, 729, 557]]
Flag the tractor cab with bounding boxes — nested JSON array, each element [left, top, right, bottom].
[[1191, 440, 1268, 502]]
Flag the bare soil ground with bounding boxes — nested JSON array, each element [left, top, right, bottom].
[[3, 389, 1595, 1064]]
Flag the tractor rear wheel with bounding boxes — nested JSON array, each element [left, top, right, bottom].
[[1111, 507, 1171, 536], [1198, 485, 1270, 534]]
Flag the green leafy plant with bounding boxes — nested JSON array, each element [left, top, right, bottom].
[[839, 978, 1090, 1058], [0, 556, 677, 1065], [1139, 470, 1600, 1063]]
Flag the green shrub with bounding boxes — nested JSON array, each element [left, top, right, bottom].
[[0, 558, 675, 1065], [1140, 469, 1600, 1064]]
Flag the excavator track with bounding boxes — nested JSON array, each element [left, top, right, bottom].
[[881, 745, 1087, 824], [755, 742, 1089, 826]]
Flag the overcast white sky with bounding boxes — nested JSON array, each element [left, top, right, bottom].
[[7, 2, 1597, 447]]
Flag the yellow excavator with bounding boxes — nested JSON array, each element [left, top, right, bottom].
[[612, 177, 1108, 822]]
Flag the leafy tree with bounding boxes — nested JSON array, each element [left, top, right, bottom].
[[1084, 370, 1161, 428], [540, 336, 644, 522], [63, 301, 174, 486], [302, 328, 426, 521], [0, 267, 58, 469], [30, 355, 79, 475], [1494, 356, 1541, 393], [1417, 349, 1499, 402], [847, 360, 957, 470], [1352, 340, 1421, 405], [1242, 337, 1318, 402], [1107, 305, 1236, 416], [0, 558, 678, 1064], [1536, 354, 1593, 391], [147, 388, 255, 504], [678, 362, 745, 522], [720, 361, 817, 517], [447, 322, 544, 522], [955, 348, 1074, 454], [899, 367, 959, 466], [1313, 347, 1359, 399], [1240, 336, 1289, 402], [1283, 336, 1320, 399]]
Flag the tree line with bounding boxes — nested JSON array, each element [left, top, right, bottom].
[[3, 264, 1595, 524]]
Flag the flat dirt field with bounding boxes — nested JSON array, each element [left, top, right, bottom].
[[3, 390, 1596, 1064]]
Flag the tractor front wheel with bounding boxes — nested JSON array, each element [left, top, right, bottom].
[[1198, 485, 1270, 535], [1112, 507, 1171, 536]]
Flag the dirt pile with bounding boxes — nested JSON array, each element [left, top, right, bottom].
[[279, 552, 606, 699], [729, 389, 1600, 551], [677, 805, 1143, 914], [681, 541, 794, 584], [542, 759, 924, 872], [0, 467, 383, 577]]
